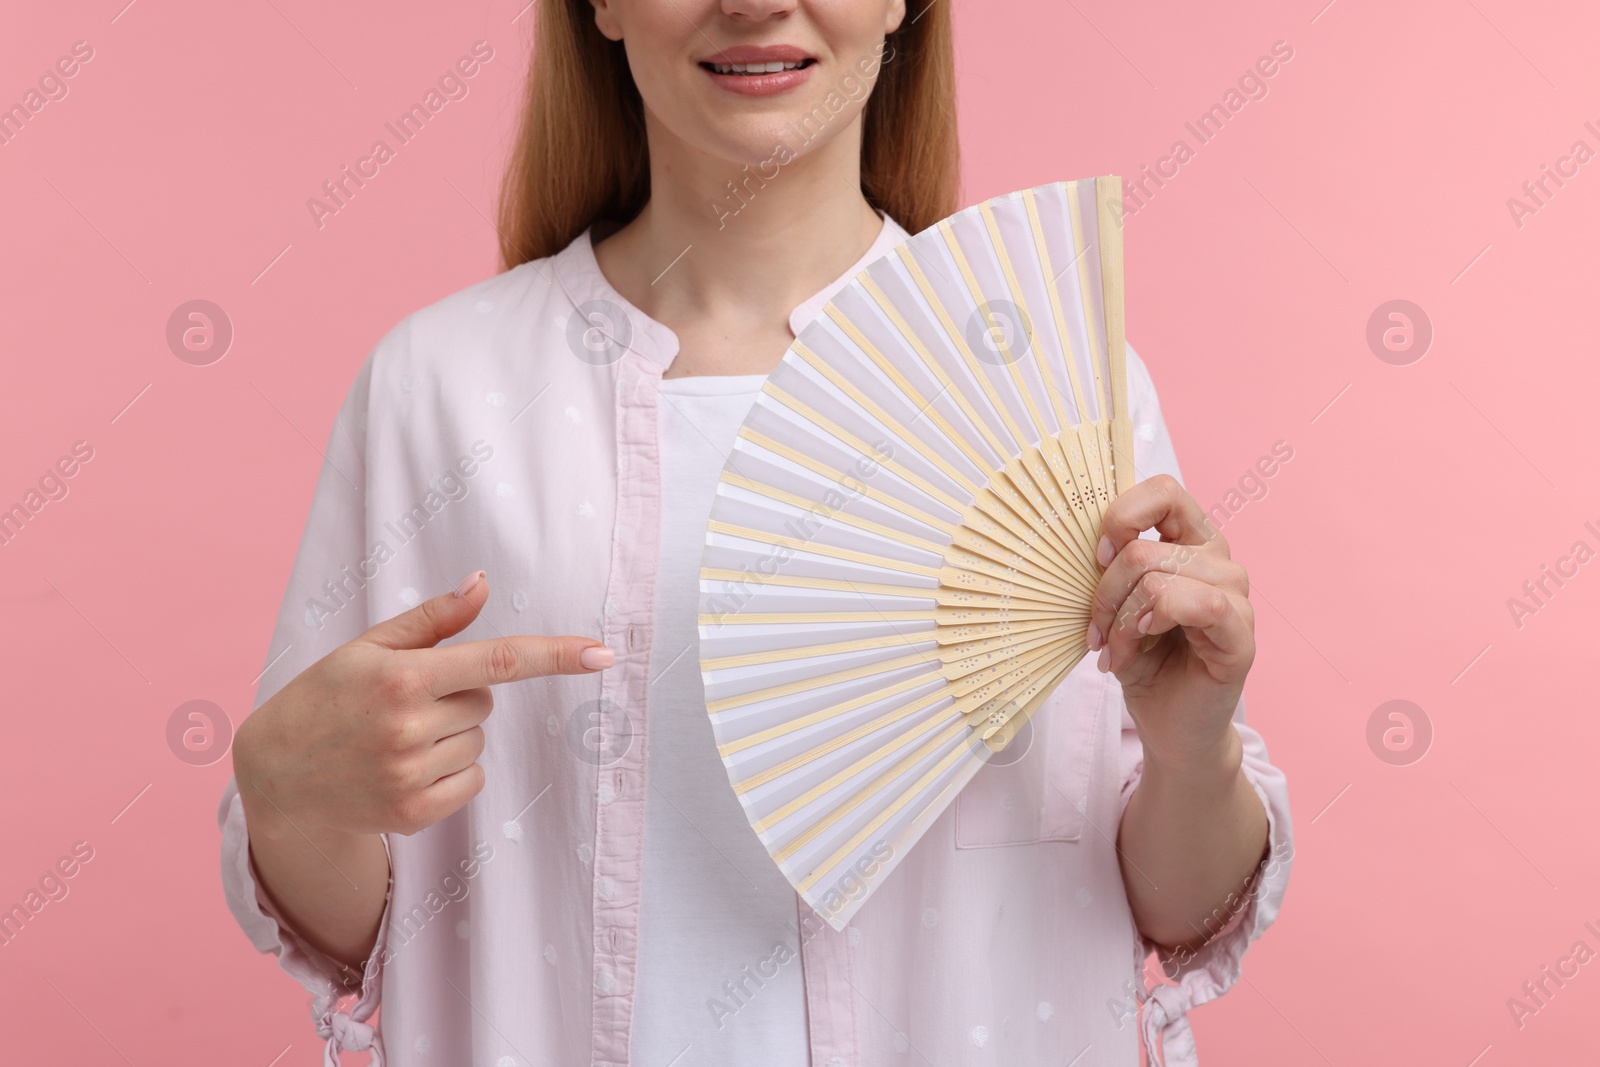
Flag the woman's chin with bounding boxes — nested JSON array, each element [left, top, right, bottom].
[[689, 121, 833, 173]]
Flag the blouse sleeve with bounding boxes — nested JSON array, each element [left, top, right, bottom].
[[1112, 344, 1296, 1067], [216, 339, 398, 1066]]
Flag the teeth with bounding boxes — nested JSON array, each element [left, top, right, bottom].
[[711, 60, 804, 75]]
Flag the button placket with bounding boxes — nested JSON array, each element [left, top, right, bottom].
[[589, 354, 662, 1067]]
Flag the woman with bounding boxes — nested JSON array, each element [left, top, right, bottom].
[[220, 1, 1292, 1064]]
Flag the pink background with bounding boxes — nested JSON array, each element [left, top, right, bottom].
[[2, 0, 1596, 1063]]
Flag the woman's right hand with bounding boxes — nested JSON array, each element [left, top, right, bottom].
[[234, 569, 614, 841]]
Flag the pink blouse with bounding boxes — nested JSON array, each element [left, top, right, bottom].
[[218, 213, 1292, 1067]]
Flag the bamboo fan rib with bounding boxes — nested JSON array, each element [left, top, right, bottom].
[[698, 177, 1135, 930]]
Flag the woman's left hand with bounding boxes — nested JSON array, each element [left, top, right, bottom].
[[1086, 474, 1255, 772]]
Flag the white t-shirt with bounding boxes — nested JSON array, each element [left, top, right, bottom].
[[631, 373, 810, 1066]]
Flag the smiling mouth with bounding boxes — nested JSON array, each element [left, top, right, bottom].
[[700, 59, 816, 75]]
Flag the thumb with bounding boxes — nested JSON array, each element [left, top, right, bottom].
[[361, 570, 488, 651]]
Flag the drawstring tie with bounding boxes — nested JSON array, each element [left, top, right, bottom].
[[1140, 981, 1197, 1067], [318, 1008, 382, 1067]]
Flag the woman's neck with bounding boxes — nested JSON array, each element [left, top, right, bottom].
[[593, 113, 884, 378]]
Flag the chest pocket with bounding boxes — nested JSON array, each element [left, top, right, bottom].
[[953, 657, 1113, 848]]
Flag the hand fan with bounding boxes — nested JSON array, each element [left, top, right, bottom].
[[698, 177, 1136, 929]]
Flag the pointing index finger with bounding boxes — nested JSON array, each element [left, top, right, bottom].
[[419, 634, 613, 697]]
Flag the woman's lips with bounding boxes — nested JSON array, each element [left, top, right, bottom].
[[700, 58, 816, 97]]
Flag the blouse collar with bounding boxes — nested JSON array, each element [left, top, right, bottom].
[[548, 211, 913, 370]]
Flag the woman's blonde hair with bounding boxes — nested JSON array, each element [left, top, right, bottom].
[[495, 1, 958, 271]]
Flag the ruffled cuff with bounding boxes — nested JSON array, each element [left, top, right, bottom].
[[1124, 760, 1293, 1067], [217, 777, 393, 1066]]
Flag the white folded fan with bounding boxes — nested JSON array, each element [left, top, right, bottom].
[[698, 177, 1137, 930]]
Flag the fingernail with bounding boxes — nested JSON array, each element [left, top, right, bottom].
[[1136, 611, 1153, 634], [1096, 535, 1113, 568], [452, 570, 485, 598], [1096, 646, 1110, 673], [1086, 622, 1102, 651], [580, 646, 615, 671]]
